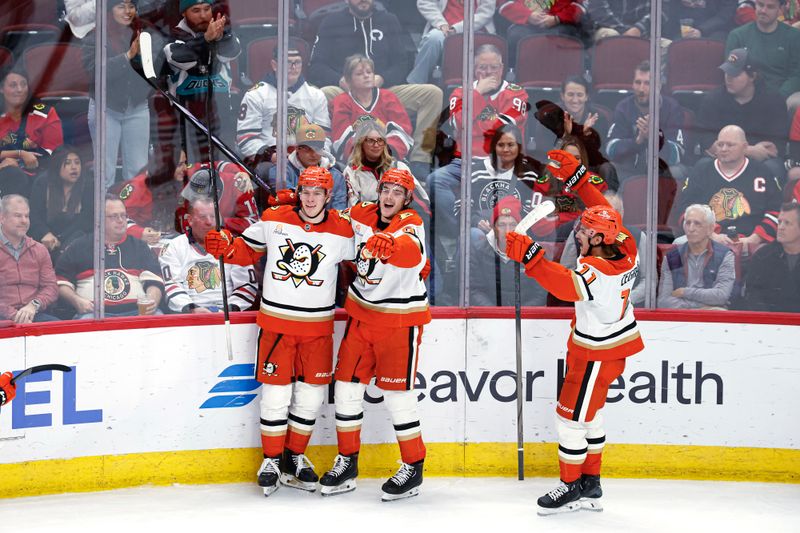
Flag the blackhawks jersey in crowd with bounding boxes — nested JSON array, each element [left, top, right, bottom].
[[0, 102, 63, 156], [345, 202, 431, 328], [236, 74, 331, 158], [523, 183, 643, 361], [448, 80, 528, 157], [331, 88, 414, 161], [159, 232, 258, 313], [120, 161, 258, 238], [235, 206, 354, 336], [55, 234, 165, 316], [680, 157, 782, 241]]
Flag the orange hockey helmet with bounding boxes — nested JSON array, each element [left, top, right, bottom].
[[379, 167, 415, 194], [298, 166, 334, 191], [580, 205, 622, 245]]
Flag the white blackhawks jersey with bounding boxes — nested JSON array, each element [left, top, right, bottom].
[[236, 79, 331, 157], [241, 205, 354, 336], [159, 233, 258, 313], [345, 203, 431, 328]]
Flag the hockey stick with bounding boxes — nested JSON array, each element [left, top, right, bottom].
[[138, 32, 272, 194], [512, 199, 556, 481], [11, 364, 72, 385], [204, 40, 234, 362]]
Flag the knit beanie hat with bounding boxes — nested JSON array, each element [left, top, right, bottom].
[[180, 0, 212, 14]]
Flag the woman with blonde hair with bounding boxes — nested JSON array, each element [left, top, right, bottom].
[[331, 55, 414, 163], [344, 120, 428, 210]]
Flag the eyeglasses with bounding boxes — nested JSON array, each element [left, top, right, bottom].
[[287, 59, 303, 68], [363, 137, 386, 146]]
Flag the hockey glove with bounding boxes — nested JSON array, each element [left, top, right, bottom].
[[205, 229, 235, 258], [365, 232, 396, 260], [506, 231, 544, 268], [420, 258, 431, 280], [546, 149, 588, 191], [267, 188, 298, 207], [0, 371, 16, 406]]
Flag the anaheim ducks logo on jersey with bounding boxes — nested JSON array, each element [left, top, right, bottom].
[[709, 187, 751, 221], [186, 260, 221, 293], [355, 242, 381, 285], [272, 238, 326, 287], [104, 269, 132, 301]]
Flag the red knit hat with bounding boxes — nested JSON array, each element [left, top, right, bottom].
[[491, 195, 522, 225]]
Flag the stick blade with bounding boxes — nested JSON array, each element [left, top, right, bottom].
[[515, 200, 555, 234], [139, 31, 156, 80]]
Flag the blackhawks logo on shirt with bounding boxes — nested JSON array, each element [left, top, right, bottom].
[[709, 187, 751, 222], [272, 238, 325, 287]]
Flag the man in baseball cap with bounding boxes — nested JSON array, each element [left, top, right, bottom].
[[719, 48, 756, 77]]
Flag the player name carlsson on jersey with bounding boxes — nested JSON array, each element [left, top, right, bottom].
[[242, 205, 354, 336], [345, 203, 431, 328], [569, 231, 644, 361]]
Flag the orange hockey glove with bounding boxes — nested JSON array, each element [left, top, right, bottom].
[[365, 232, 396, 260], [205, 229, 235, 258], [267, 189, 298, 208], [420, 258, 431, 280], [546, 149, 588, 191], [0, 371, 16, 406], [506, 231, 544, 268]]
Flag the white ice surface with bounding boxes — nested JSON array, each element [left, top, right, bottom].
[[2, 478, 798, 532]]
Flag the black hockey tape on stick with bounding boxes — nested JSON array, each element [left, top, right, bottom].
[[11, 364, 72, 385], [137, 32, 273, 195]]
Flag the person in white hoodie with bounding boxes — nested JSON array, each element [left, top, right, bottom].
[[268, 123, 347, 210]]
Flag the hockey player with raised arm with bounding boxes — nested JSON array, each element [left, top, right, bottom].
[[204, 166, 354, 497], [319, 168, 431, 502], [505, 149, 644, 515]]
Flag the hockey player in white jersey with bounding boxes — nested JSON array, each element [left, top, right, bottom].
[[506, 150, 645, 515], [236, 46, 331, 163], [318, 168, 431, 501], [205, 167, 354, 496], [159, 198, 257, 313]]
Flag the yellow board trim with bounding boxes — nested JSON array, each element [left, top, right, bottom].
[[1, 442, 798, 499]]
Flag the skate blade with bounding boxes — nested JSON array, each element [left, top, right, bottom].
[[279, 473, 317, 492], [537, 500, 582, 516], [320, 479, 357, 496], [381, 487, 420, 502], [580, 498, 603, 512], [262, 485, 279, 497]]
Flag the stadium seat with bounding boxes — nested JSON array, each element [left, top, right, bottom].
[[621, 174, 679, 241], [590, 36, 649, 108], [245, 37, 310, 86], [442, 33, 508, 88], [0, 0, 63, 54], [665, 38, 725, 111], [515, 34, 584, 90], [23, 43, 89, 98], [0, 46, 13, 70], [226, 0, 295, 41]]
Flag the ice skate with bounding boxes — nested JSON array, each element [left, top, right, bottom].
[[256, 456, 281, 497], [381, 460, 423, 502], [279, 450, 318, 492], [537, 479, 582, 515], [579, 474, 603, 511], [319, 453, 359, 496]]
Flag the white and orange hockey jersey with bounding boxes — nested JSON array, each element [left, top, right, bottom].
[[227, 206, 354, 336], [344, 202, 431, 328], [523, 184, 644, 361]]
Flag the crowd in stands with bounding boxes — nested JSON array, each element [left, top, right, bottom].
[[1, 0, 800, 320]]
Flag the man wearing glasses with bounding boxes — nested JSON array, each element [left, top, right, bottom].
[[236, 46, 332, 169], [56, 195, 165, 319]]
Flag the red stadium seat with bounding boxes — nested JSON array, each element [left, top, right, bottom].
[[514, 35, 584, 89], [590, 36, 650, 102], [23, 43, 89, 98], [666, 38, 725, 94], [225, 0, 295, 29], [0, 47, 13, 70], [0, 0, 62, 51], [442, 33, 508, 88], [621, 174, 679, 239], [245, 37, 310, 86]]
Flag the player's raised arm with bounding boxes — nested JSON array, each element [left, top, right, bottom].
[[546, 149, 612, 210]]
